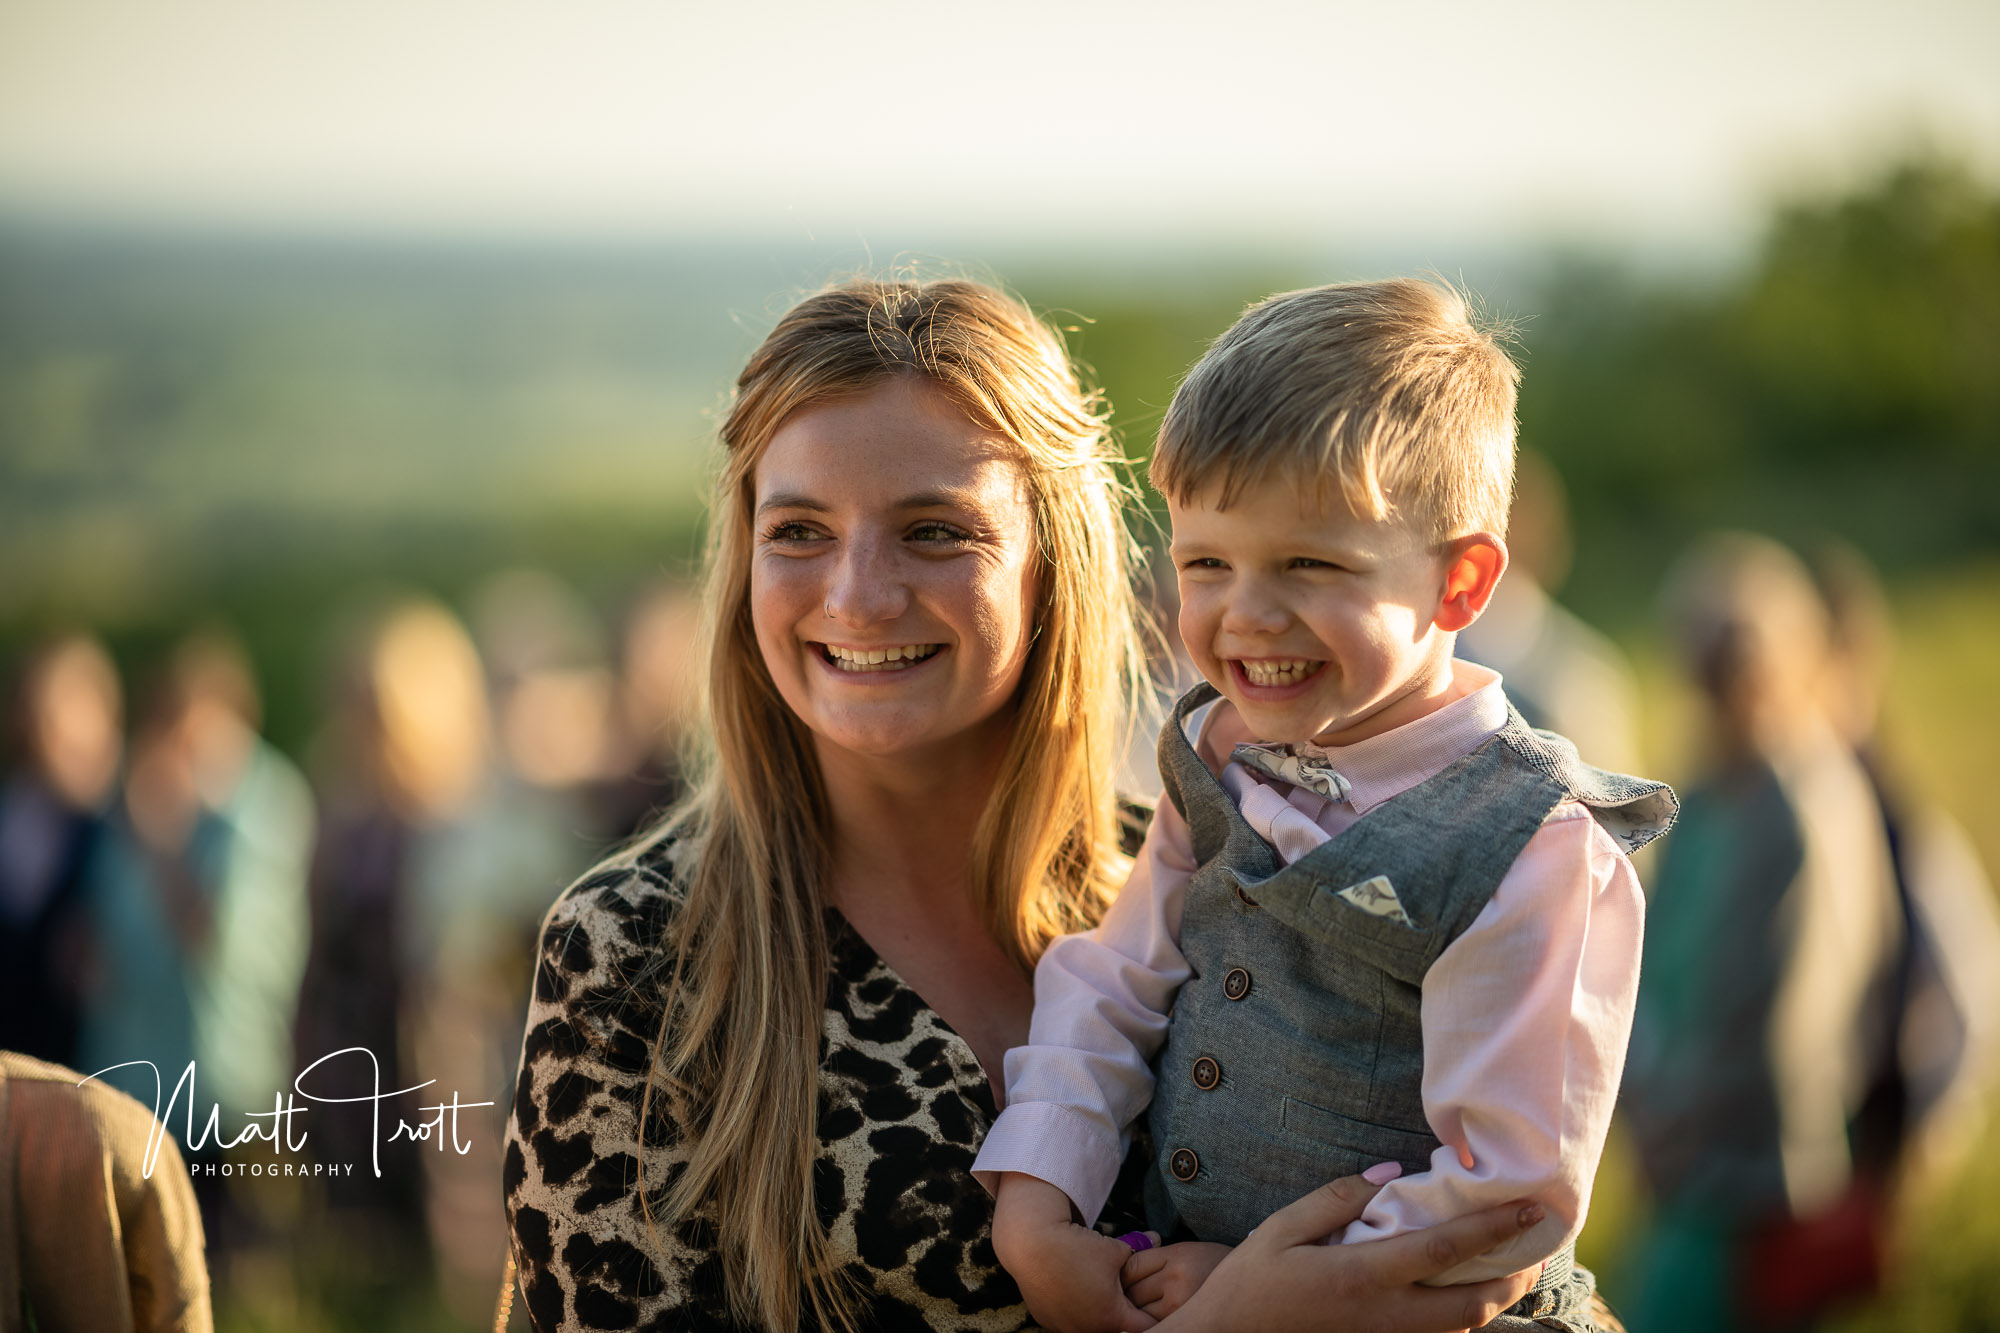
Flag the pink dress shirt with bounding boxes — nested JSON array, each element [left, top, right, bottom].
[[972, 662, 1645, 1283]]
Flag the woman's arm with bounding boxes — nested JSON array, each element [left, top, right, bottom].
[[1155, 1175, 1544, 1333]]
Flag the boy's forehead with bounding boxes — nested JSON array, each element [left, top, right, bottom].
[[1169, 474, 1423, 549]]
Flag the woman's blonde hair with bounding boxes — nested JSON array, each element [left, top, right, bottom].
[[630, 276, 1148, 1331]]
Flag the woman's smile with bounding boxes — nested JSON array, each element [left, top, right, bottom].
[[815, 642, 947, 674]]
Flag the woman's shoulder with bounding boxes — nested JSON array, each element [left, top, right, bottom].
[[525, 828, 694, 1067], [545, 822, 699, 948]]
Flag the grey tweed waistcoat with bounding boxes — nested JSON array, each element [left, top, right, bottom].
[[1144, 681, 1675, 1312]]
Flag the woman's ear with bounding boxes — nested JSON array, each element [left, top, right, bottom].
[[1434, 533, 1508, 632]]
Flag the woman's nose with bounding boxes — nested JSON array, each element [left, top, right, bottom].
[[823, 537, 910, 626]]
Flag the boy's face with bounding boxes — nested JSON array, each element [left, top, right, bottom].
[[1169, 476, 1464, 747]]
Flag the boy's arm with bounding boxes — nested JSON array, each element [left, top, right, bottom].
[[972, 795, 1200, 1226], [1339, 804, 1644, 1284]]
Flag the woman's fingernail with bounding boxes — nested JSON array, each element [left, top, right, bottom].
[[1363, 1161, 1403, 1185], [1517, 1203, 1545, 1228]]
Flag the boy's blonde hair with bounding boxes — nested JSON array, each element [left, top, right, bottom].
[[1150, 277, 1520, 541]]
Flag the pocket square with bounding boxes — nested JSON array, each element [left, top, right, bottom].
[[1336, 875, 1414, 927]]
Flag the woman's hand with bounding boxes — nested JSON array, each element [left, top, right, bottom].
[[1149, 1173, 1544, 1333]]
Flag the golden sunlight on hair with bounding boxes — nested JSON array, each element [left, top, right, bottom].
[[1151, 277, 1520, 542]]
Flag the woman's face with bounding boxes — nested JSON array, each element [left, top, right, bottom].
[[750, 375, 1041, 769]]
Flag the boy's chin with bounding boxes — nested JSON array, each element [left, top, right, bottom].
[[1225, 695, 1343, 746]]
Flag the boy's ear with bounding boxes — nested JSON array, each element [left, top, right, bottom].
[[1435, 533, 1508, 632]]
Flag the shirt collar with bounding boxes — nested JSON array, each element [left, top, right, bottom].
[[1292, 660, 1510, 813]]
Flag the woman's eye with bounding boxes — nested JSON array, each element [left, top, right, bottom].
[[908, 522, 972, 544], [762, 521, 824, 543]]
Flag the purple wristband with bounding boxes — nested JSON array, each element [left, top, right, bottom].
[[1117, 1231, 1154, 1252]]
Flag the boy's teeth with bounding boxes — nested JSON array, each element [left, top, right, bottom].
[[824, 643, 942, 672], [1241, 658, 1321, 686]]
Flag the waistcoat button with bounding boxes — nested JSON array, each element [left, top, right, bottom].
[[1222, 968, 1251, 1001], [1169, 1147, 1200, 1181], [1191, 1056, 1220, 1090]]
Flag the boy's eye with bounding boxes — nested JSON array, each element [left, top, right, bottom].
[[1179, 556, 1226, 570]]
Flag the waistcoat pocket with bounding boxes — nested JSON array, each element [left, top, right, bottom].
[[1281, 1096, 1441, 1173], [1292, 878, 1436, 965]]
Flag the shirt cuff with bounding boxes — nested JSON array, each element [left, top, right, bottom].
[[971, 1101, 1128, 1227]]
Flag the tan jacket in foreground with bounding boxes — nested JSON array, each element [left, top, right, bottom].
[[0, 1050, 212, 1332]]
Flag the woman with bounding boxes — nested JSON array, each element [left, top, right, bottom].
[[504, 277, 1548, 1332]]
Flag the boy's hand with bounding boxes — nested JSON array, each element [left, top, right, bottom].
[[1121, 1241, 1231, 1321], [992, 1173, 1158, 1333]]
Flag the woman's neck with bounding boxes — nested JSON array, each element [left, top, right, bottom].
[[814, 724, 1011, 916]]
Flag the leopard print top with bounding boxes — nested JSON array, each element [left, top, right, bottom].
[[504, 833, 1040, 1332]]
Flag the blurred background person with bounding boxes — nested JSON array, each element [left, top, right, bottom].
[[1808, 544, 2000, 1195], [0, 634, 122, 1068], [293, 596, 490, 1292], [74, 651, 225, 1114], [1458, 449, 1641, 774], [586, 579, 698, 842], [1623, 533, 1905, 1333], [169, 632, 315, 1127], [408, 568, 620, 1320]]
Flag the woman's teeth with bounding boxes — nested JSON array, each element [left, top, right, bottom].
[[1240, 658, 1322, 687], [823, 643, 942, 673]]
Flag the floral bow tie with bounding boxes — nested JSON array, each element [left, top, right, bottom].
[[1229, 742, 1353, 804]]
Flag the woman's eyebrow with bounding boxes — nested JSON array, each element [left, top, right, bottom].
[[755, 493, 830, 515], [892, 490, 979, 511], [755, 487, 985, 517]]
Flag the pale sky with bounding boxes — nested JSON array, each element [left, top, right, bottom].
[[2, 0, 1996, 250]]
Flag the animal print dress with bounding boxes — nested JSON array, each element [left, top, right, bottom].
[[504, 833, 1042, 1332]]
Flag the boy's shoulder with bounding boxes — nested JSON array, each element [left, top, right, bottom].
[[1490, 706, 1678, 854]]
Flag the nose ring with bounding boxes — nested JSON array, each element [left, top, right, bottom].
[[825, 598, 834, 620]]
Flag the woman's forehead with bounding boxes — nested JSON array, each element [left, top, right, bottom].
[[754, 379, 1028, 513]]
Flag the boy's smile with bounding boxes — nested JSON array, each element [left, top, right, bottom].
[[1169, 477, 1503, 747]]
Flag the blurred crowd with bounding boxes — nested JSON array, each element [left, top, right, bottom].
[[0, 573, 697, 1323], [3, 472, 1998, 1332]]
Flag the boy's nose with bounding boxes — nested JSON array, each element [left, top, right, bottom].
[[1221, 589, 1292, 637]]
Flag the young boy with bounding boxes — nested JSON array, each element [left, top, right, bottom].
[[972, 279, 1677, 1333]]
